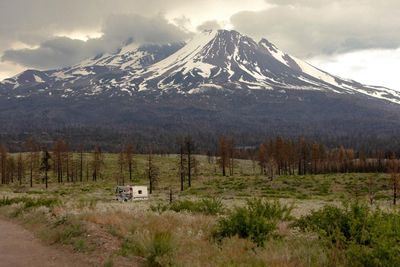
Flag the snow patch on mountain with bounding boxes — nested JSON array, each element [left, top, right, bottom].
[[149, 30, 217, 75], [1, 29, 400, 105]]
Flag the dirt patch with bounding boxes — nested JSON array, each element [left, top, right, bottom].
[[0, 218, 91, 267]]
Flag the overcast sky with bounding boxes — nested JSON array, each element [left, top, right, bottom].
[[0, 0, 399, 89]]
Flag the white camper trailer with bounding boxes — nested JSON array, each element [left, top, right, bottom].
[[131, 186, 148, 200], [115, 185, 148, 201]]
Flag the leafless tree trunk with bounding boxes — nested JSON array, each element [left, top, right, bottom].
[[17, 153, 24, 185], [125, 144, 134, 181], [179, 144, 186, 191], [185, 136, 194, 187], [118, 148, 125, 185], [0, 145, 7, 184], [147, 150, 159, 194], [218, 136, 228, 176]]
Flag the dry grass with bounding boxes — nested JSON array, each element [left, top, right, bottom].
[[0, 154, 396, 266]]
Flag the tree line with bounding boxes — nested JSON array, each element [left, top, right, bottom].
[[1, 135, 400, 201], [246, 137, 396, 179]]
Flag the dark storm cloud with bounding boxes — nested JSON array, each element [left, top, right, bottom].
[[2, 37, 104, 69], [0, 0, 189, 48], [231, 0, 400, 57], [0, 0, 198, 66], [1, 0, 400, 69], [2, 14, 191, 69]]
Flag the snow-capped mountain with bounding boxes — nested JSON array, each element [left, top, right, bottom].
[[1, 29, 400, 104], [0, 42, 184, 97], [136, 30, 400, 103], [1, 29, 400, 145]]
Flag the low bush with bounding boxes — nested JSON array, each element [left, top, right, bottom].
[[41, 215, 86, 247], [120, 231, 175, 267], [150, 203, 169, 213], [151, 198, 224, 215], [0, 197, 14, 206], [23, 197, 60, 209], [170, 198, 224, 215], [213, 199, 293, 246], [0, 196, 59, 208], [295, 203, 400, 266]]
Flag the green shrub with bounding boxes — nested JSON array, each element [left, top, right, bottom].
[[169, 200, 197, 213], [23, 197, 59, 209], [199, 198, 224, 215], [73, 238, 89, 252], [103, 257, 114, 267], [153, 198, 224, 215], [120, 231, 175, 267], [246, 199, 293, 221], [1, 196, 59, 217], [146, 232, 175, 267], [44, 215, 86, 246], [0, 196, 13, 206], [150, 203, 169, 213], [213, 199, 293, 246], [295, 203, 400, 266], [0, 196, 59, 208]]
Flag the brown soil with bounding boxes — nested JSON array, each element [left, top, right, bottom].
[[0, 218, 90, 267]]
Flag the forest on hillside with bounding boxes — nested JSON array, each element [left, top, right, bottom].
[[1, 135, 400, 206]]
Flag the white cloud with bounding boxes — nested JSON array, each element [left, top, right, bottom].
[[1, 14, 190, 69], [308, 47, 400, 90], [196, 20, 222, 31], [0, 61, 25, 81], [0, 0, 399, 90], [231, 0, 400, 57]]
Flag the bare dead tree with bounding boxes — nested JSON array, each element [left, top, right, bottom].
[[227, 137, 235, 176], [25, 138, 38, 187], [218, 136, 229, 176], [7, 157, 16, 184], [17, 153, 24, 185], [40, 149, 51, 189], [0, 145, 7, 184], [79, 144, 84, 182], [258, 143, 267, 175], [366, 176, 376, 206], [178, 143, 187, 191], [92, 145, 104, 182], [388, 156, 400, 206], [118, 147, 125, 186], [147, 150, 159, 194], [124, 144, 135, 182], [185, 136, 194, 187]]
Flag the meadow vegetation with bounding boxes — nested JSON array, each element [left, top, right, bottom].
[[0, 153, 399, 266]]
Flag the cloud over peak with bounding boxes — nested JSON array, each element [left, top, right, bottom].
[[231, 0, 400, 57], [2, 14, 191, 69]]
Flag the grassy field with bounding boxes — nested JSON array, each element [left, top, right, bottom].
[[0, 154, 399, 266]]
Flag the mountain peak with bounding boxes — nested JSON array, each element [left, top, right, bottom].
[[1, 29, 400, 105]]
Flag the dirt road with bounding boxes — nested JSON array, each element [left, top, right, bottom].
[[0, 218, 90, 267]]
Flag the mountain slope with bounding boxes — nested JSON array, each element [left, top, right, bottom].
[[0, 42, 184, 98], [135, 30, 400, 104], [1, 30, 400, 103], [0, 29, 400, 148]]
